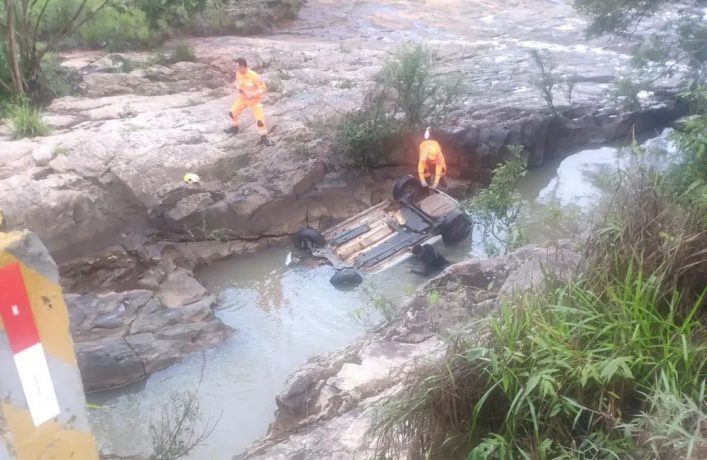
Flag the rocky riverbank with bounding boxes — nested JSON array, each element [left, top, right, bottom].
[[238, 241, 581, 459], [0, 0, 685, 391]]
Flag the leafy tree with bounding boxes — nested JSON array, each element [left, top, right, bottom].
[[137, 0, 226, 29], [0, 0, 218, 100], [574, 0, 705, 82], [1, 0, 111, 98], [575, 0, 706, 209]]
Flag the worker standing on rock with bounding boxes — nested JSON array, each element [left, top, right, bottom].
[[418, 126, 447, 189], [225, 57, 274, 146]]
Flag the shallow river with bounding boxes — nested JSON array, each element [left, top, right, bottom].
[[88, 135, 671, 459]]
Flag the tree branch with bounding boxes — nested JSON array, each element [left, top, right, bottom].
[[31, 0, 51, 48], [38, 0, 110, 61], [0, 76, 14, 93]]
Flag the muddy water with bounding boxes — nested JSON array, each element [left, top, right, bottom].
[[88, 250, 436, 459], [88, 135, 671, 459]]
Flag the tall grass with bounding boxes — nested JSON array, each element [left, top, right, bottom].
[[5, 99, 50, 138], [372, 167, 707, 459]]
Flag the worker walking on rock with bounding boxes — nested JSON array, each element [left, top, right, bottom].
[[418, 126, 447, 189], [225, 57, 274, 146]]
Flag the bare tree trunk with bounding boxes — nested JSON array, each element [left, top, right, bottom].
[[5, 0, 25, 95]]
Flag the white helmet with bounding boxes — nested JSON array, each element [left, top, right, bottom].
[[183, 173, 201, 183], [424, 126, 431, 140]]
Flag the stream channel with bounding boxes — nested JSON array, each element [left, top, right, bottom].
[[87, 132, 673, 459]]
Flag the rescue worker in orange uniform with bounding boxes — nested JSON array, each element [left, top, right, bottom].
[[418, 126, 447, 189], [225, 57, 274, 146]]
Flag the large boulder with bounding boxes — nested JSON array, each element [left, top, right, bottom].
[[61, 244, 236, 392], [67, 282, 232, 392]]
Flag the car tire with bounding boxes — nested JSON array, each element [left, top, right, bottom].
[[293, 228, 326, 252], [439, 210, 472, 245], [330, 268, 363, 288], [393, 175, 422, 202]]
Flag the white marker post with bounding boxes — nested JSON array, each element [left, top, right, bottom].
[[0, 263, 61, 426]]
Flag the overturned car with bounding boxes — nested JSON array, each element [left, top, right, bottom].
[[291, 175, 472, 287]]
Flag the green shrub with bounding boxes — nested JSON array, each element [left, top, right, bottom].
[[267, 76, 284, 93], [379, 43, 464, 128], [183, 0, 239, 36], [39, 53, 79, 100], [79, 5, 155, 51], [375, 266, 707, 459], [336, 90, 401, 169], [7, 100, 50, 138], [667, 85, 707, 215], [529, 49, 559, 116], [36, 0, 88, 48], [172, 42, 196, 62], [336, 43, 464, 169], [373, 167, 707, 459], [466, 146, 528, 255], [0, 48, 11, 101]]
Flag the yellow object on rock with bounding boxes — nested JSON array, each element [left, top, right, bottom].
[[183, 173, 201, 183]]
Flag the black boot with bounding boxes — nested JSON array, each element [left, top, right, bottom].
[[224, 125, 239, 134], [258, 135, 274, 146]]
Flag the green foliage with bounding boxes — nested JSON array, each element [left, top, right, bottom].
[[467, 274, 705, 459], [336, 89, 401, 169], [373, 162, 707, 459], [627, 379, 707, 459], [39, 54, 79, 99], [136, 0, 211, 29], [79, 4, 155, 51], [667, 86, 707, 214], [610, 74, 652, 109], [1, 0, 300, 101], [466, 146, 528, 255], [6, 99, 50, 138], [266, 72, 286, 93], [172, 42, 196, 62], [335, 79, 356, 89], [351, 287, 399, 328], [529, 49, 578, 114], [375, 255, 707, 460], [574, 0, 666, 37], [379, 43, 464, 128], [337, 43, 464, 169], [0, 49, 13, 100], [529, 49, 559, 116]]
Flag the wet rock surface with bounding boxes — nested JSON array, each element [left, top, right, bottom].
[[238, 242, 581, 459]]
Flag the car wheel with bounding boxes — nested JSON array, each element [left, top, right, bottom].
[[440, 211, 472, 245], [330, 268, 363, 288], [393, 175, 422, 202], [293, 228, 326, 252]]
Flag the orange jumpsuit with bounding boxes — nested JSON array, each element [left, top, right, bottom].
[[418, 139, 447, 187], [230, 69, 268, 136]]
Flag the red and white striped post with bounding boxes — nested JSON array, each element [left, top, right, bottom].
[[0, 262, 61, 427]]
